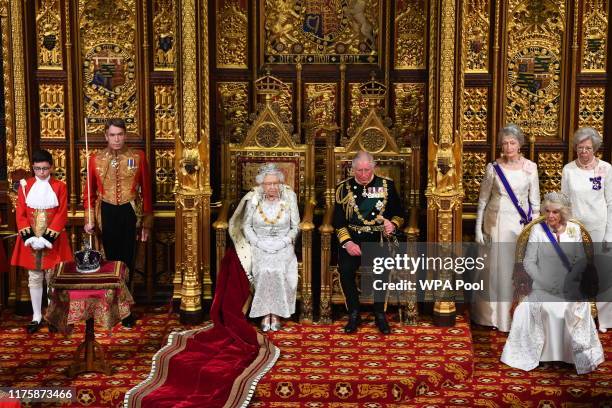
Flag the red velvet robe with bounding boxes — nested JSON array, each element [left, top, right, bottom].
[[10, 177, 73, 270]]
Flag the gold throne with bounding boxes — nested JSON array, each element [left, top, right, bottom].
[[318, 77, 420, 324], [212, 72, 315, 322]]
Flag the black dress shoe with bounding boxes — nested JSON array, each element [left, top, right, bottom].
[[121, 314, 135, 328], [344, 311, 361, 334], [26, 320, 43, 334], [374, 312, 391, 334]]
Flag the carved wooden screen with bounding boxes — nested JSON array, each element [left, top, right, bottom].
[[461, 0, 610, 220], [213, 0, 429, 210], [7, 0, 179, 302]]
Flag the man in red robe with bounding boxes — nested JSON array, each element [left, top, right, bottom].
[[11, 149, 73, 333], [83, 118, 153, 327]]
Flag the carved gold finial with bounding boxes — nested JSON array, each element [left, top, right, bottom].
[[359, 72, 386, 107], [254, 67, 284, 102]]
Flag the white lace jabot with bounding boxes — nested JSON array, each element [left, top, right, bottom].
[[25, 177, 59, 210]]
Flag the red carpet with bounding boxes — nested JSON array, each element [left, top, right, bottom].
[[251, 314, 474, 406], [0, 310, 610, 407]]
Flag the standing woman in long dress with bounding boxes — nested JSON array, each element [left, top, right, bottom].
[[473, 124, 541, 332], [561, 127, 612, 333]]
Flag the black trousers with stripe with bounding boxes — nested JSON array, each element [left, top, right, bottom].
[[101, 201, 137, 284]]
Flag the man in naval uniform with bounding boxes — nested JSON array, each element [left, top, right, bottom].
[[11, 149, 73, 333], [83, 118, 152, 327], [333, 151, 404, 334]]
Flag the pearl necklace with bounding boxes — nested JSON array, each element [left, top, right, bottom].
[[576, 157, 597, 170]]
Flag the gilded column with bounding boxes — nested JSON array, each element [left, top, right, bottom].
[[3, 0, 30, 310], [425, 0, 464, 326], [175, 0, 205, 324]]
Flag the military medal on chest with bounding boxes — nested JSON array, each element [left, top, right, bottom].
[[111, 157, 119, 169]]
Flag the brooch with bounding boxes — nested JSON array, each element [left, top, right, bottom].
[[590, 176, 602, 191]]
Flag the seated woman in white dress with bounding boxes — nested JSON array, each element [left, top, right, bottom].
[[500, 192, 604, 374], [229, 163, 300, 332], [561, 127, 612, 333]]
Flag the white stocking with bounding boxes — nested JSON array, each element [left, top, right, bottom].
[[29, 286, 43, 323]]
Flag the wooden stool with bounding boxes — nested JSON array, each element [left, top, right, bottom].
[[67, 317, 112, 378]]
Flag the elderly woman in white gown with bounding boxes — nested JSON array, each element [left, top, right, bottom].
[[501, 192, 604, 374], [473, 124, 540, 332], [229, 163, 300, 332], [561, 127, 612, 333]]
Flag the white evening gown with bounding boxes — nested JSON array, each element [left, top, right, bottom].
[[562, 160, 612, 331], [243, 189, 300, 318], [500, 221, 604, 374], [472, 159, 540, 332]]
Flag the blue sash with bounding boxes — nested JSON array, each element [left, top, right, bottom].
[[492, 163, 532, 225], [540, 222, 572, 272]]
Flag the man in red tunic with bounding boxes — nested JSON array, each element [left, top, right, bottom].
[[11, 149, 73, 333], [83, 118, 153, 327]]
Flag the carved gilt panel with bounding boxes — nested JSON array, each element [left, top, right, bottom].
[[394, 0, 426, 69], [217, 82, 249, 143], [216, 0, 247, 68], [263, 0, 381, 64], [79, 0, 139, 134], [155, 149, 176, 203], [47, 148, 67, 182], [581, 0, 608, 73], [393, 83, 425, 147], [462, 152, 487, 204], [153, 0, 175, 71], [305, 83, 337, 125], [505, 0, 565, 139], [461, 87, 488, 142], [578, 87, 605, 135], [154, 85, 177, 140], [39, 83, 65, 139], [464, 0, 489, 72], [537, 151, 563, 194], [36, 0, 62, 69]]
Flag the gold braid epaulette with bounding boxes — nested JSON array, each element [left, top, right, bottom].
[[335, 181, 354, 221]]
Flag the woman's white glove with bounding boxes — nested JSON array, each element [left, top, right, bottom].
[[475, 201, 486, 245]]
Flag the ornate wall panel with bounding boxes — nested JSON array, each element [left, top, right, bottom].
[[305, 83, 337, 125], [537, 151, 563, 194], [463, 0, 489, 73], [263, 0, 381, 64], [393, 83, 425, 147], [39, 83, 65, 139], [36, 0, 63, 69], [47, 148, 67, 182], [153, 0, 175, 71], [155, 232, 176, 285], [79, 0, 139, 133], [505, 0, 565, 139], [394, 0, 426, 69], [79, 148, 99, 192], [260, 82, 293, 126], [217, 82, 249, 143], [462, 152, 487, 204], [347, 82, 371, 140], [461, 87, 488, 142], [578, 87, 605, 135], [216, 0, 247, 68], [154, 85, 177, 140], [155, 149, 176, 203], [581, 0, 608, 73]]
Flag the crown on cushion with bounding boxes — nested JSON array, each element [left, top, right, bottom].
[[74, 244, 102, 273]]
